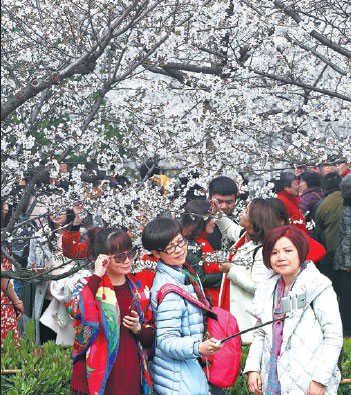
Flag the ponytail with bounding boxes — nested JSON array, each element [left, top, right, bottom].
[[86, 226, 104, 260]]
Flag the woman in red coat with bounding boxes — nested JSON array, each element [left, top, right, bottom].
[[181, 199, 224, 307]]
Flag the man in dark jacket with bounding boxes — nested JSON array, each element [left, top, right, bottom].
[[206, 176, 238, 251], [315, 172, 343, 295]]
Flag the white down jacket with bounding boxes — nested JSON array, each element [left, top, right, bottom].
[[244, 261, 343, 394], [216, 216, 272, 343]]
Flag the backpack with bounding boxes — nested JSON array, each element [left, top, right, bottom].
[[9, 198, 37, 268], [157, 284, 242, 388]]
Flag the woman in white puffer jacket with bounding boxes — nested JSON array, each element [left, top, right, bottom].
[[244, 225, 343, 395]]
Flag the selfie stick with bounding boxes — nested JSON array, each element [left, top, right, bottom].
[[219, 316, 287, 345]]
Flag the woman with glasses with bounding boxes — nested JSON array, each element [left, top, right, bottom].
[[142, 217, 222, 395], [67, 227, 155, 395], [182, 200, 224, 308]]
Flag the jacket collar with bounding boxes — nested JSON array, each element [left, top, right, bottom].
[[324, 188, 340, 197], [157, 260, 186, 284], [301, 186, 323, 197], [236, 238, 262, 254], [278, 190, 299, 205]]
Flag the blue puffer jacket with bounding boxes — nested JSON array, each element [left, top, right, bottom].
[[150, 261, 210, 395]]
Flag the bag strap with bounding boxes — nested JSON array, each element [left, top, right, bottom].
[[311, 192, 322, 201], [252, 245, 263, 263], [157, 284, 218, 320], [239, 227, 246, 238]]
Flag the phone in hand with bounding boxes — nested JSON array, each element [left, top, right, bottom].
[[129, 294, 138, 314]]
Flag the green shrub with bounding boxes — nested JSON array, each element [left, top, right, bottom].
[[1, 321, 72, 394], [1, 321, 350, 394]]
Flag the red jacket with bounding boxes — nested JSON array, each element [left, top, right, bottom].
[[277, 190, 308, 234], [306, 235, 326, 263], [134, 254, 157, 290], [194, 236, 222, 307], [62, 231, 87, 259]]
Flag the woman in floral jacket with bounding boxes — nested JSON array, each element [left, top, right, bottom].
[[67, 227, 155, 395]]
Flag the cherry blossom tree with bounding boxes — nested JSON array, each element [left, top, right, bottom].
[[1, 0, 350, 280]]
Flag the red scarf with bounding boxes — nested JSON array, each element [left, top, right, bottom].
[[195, 232, 221, 307], [219, 232, 249, 311]]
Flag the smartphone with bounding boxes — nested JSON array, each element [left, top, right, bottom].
[[129, 294, 138, 313]]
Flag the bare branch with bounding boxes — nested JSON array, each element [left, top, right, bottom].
[[274, 0, 351, 59]]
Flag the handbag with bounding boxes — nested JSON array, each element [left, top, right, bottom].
[[157, 284, 241, 388]]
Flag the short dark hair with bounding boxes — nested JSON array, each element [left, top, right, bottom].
[[142, 217, 182, 252], [139, 160, 160, 180], [263, 225, 309, 269], [274, 172, 297, 192], [182, 200, 211, 240], [248, 198, 281, 243], [266, 198, 289, 225], [299, 171, 321, 188], [322, 172, 342, 192], [86, 227, 132, 260], [208, 176, 238, 198]]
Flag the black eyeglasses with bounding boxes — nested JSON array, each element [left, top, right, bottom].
[[112, 248, 138, 263], [159, 237, 187, 255]]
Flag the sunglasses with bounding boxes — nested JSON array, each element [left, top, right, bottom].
[[112, 247, 138, 263]]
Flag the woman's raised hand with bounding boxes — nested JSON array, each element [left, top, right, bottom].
[[247, 371, 263, 394], [94, 254, 110, 277], [209, 199, 222, 216], [198, 337, 222, 356], [123, 310, 142, 334]]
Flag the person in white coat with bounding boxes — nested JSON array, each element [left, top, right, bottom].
[[245, 225, 343, 395], [212, 198, 280, 343]]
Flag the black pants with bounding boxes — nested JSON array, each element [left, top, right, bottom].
[[316, 253, 340, 297], [338, 270, 351, 335]]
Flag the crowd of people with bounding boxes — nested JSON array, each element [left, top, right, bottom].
[[1, 158, 350, 394]]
